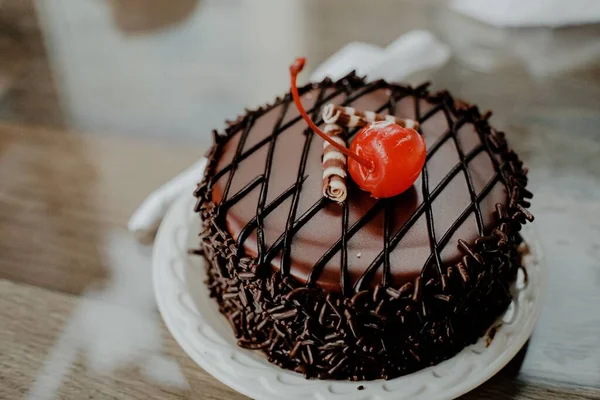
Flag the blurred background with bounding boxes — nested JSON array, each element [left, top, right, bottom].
[[1, 1, 599, 399], [2, 0, 598, 145]]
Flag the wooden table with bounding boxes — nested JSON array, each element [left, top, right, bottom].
[[1, 1, 600, 399]]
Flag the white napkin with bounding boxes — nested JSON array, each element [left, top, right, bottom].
[[128, 158, 207, 243], [451, 0, 600, 27], [128, 30, 451, 242], [311, 30, 450, 83]]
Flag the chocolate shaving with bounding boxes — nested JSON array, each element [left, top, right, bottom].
[[238, 272, 256, 281], [322, 103, 419, 130], [290, 341, 302, 358], [457, 262, 470, 284], [372, 285, 383, 303], [238, 338, 271, 349], [328, 356, 348, 375], [495, 203, 508, 220], [321, 124, 348, 203], [433, 294, 451, 302], [386, 287, 400, 299], [350, 290, 370, 307], [344, 309, 361, 338], [412, 277, 423, 302], [399, 282, 414, 297], [305, 345, 315, 365], [321, 340, 346, 351], [272, 309, 298, 320], [273, 324, 286, 338], [256, 318, 270, 331], [374, 300, 385, 316], [326, 295, 342, 319], [458, 239, 484, 264], [324, 332, 342, 341], [516, 204, 535, 222]]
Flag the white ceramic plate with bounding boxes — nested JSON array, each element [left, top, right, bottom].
[[153, 194, 546, 400]]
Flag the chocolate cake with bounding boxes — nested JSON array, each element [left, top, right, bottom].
[[194, 73, 533, 380]]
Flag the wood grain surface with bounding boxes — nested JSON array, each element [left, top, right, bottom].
[[0, 280, 244, 400], [1, 0, 600, 399]]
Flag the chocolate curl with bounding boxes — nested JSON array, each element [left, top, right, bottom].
[[322, 124, 347, 203], [322, 103, 419, 130]]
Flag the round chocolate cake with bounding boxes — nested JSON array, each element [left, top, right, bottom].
[[194, 73, 533, 380]]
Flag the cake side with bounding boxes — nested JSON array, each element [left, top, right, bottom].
[[194, 75, 533, 380]]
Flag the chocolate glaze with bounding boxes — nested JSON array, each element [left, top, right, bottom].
[[210, 79, 504, 293]]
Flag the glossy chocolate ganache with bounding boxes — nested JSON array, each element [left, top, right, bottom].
[[194, 74, 533, 380]]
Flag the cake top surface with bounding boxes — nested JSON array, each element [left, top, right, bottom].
[[206, 75, 507, 294]]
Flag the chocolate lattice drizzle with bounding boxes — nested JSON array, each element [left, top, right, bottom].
[[194, 73, 533, 380]]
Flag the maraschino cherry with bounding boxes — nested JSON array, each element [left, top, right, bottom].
[[290, 57, 426, 199]]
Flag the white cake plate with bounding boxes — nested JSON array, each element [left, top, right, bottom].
[[153, 194, 546, 400]]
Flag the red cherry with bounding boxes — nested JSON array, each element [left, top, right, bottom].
[[289, 57, 426, 199], [348, 121, 426, 198]]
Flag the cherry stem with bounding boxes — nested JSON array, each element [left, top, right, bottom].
[[289, 57, 374, 170]]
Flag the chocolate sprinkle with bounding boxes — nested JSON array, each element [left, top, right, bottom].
[[195, 74, 533, 381]]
